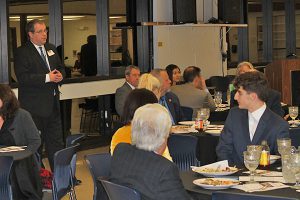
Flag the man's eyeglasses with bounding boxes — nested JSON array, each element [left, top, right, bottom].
[[33, 29, 48, 34]]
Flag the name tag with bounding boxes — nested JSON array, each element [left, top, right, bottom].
[[47, 50, 55, 56]]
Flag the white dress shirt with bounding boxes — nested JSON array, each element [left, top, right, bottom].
[[248, 103, 266, 141]]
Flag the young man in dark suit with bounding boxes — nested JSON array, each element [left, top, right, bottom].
[[216, 71, 289, 166], [14, 19, 65, 171], [110, 104, 191, 200]]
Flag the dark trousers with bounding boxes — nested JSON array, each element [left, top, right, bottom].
[[32, 100, 64, 171]]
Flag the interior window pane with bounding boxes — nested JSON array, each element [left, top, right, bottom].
[[296, 1, 300, 57], [272, 1, 286, 60]]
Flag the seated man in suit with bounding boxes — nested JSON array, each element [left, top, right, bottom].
[[230, 61, 284, 117], [151, 69, 184, 124], [115, 65, 140, 116], [171, 66, 216, 117], [217, 71, 290, 166], [110, 104, 191, 200]]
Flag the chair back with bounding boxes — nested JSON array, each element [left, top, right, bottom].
[[66, 133, 85, 180], [181, 106, 193, 121], [212, 191, 296, 200], [85, 153, 111, 200], [0, 156, 13, 200], [100, 179, 141, 200], [167, 134, 200, 171], [52, 144, 79, 200]]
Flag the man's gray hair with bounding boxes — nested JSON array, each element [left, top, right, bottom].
[[125, 65, 140, 76], [150, 69, 166, 84], [131, 103, 171, 151]]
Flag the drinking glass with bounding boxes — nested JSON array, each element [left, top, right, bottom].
[[244, 150, 261, 183], [214, 91, 222, 107], [277, 138, 292, 156], [289, 106, 299, 128], [290, 153, 300, 188], [197, 108, 210, 121]]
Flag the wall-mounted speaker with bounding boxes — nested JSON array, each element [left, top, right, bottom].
[[172, 0, 197, 24], [218, 0, 246, 24]]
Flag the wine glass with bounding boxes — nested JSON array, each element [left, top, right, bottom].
[[289, 106, 299, 128], [214, 91, 222, 107], [244, 150, 261, 183], [197, 108, 210, 121]]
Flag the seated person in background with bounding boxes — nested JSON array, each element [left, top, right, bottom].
[[110, 104, 191, 200], [0, 84, 42, 200], [73, 52, 81, 71], [137, 73, 162, 99], [216, 71, 289, 167], [165, 64, 183, 86], [171, 66, 216, 116], [115, 65, 140, 116], [151, 69, 184, 124], [110, 88, 173, 161], [230, 61, 284, 117]]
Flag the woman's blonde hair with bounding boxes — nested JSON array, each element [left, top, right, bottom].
[[137, 73, 161, 99], [236, 61, 255, 75]]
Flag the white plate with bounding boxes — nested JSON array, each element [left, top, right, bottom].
[[193, 178, 239, 190], [178, 121, 195, 126], [288, 120, 300, 125], [217, 104, 228, 108], [205, 129, 222, 135], [192, 166, 239, 177], [270, 155, 280, 164], [171, 125, 194, 134]]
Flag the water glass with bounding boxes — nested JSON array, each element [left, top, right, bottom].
[[244, 150, 261, 183], [214, 91, 223, 107], [290, 153, 300, 188], [277, 138, 292, 155], [197, 108, 210, 121], [289, 106, 299, 128]]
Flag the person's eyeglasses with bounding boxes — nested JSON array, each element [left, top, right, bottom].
[[33, 29, 48, 34]]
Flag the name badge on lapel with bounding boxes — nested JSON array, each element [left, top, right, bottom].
[[47, 50, 55, 56]]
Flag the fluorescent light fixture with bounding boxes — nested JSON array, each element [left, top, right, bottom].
[[109, 16, 124, 19]]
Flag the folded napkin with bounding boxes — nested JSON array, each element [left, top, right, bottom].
[[194, 160, 229, 170], [243, 170, 283, 177], [239, 176, 285, 183], [233, 182, 289, 193]]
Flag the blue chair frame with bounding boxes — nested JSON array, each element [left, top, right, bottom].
[[168, 134, 200, 171], [100, 179, 141, 200], [85, 153, 111, 200], [52, 144, 79, 200], [0, 156, 14, 200]]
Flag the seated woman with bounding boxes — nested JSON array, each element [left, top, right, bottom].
[[137, 73, 161, 99], [110, 88, 173, 161], [0, 84, 42, 200], [165, 64, 183, 86]]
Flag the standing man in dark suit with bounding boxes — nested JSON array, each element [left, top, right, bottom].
[[110, 104, 190, 200], [115, 65, 140, 116], [216, 71, 289, 167], [80, 35, 97, 76], [151, 69, 184, 124], [14, 19, 65, 171]]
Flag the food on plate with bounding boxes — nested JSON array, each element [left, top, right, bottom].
[[201, 178, 239, 186], [171, 125, 191, 132], [194, 166, 238, 173]]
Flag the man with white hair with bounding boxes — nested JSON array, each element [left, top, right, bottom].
[[110, 104, 190, 200]]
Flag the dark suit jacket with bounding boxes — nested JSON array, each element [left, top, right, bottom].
[[164, 92, 184, 124], [80, 42, 97, 76], [115, 82, 133, 116], [230, 88, 284, 117], [14, 41, 65, 118], [216, 107, 290, 166], [110, 143, 191, 200]]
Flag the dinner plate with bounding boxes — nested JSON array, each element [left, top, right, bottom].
[[192, 166, 239, 177], [217, 104, 228, 108], [205, 129, 222, 135], [288, 120, 300, 125], [193, 178, 239, 190], [178, 121, 195, 126], [270, 155, 280, 164], [171, 125, 195, 134]]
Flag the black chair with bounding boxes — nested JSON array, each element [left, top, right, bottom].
[[0, 156, 13, 200], [212, 191, 296, 200], [181, 106, 193, 121], [66, 134, 85, 185], [79, 98, 99, 134], [85, 153, 111, 200], [52, 144, 79, 200], [167, 134, 200, 171], [100, 179, 141, 200]]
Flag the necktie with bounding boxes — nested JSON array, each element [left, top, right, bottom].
[[39, 46, 50, 70]]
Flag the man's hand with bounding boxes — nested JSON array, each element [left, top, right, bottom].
[[49, 69, 63, 83], [199, 76, 207, 90]]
